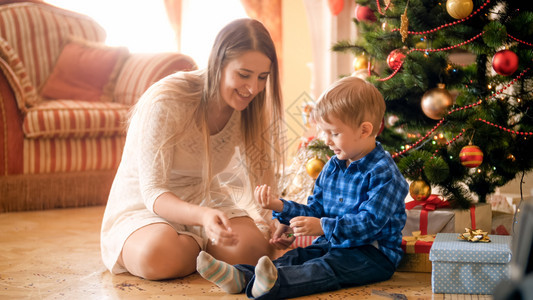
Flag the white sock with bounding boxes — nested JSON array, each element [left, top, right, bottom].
[[251, 256, 278, 298], [196, 251, 245, 294]]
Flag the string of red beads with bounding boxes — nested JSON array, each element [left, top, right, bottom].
[[378, 62, 404, 81], [391, 0, 491, 35], [411, 32, 485, 53], [432, 129, 466, 158], [508, 34, 533, 47], [391, 119, 445, 158], [378, 32, 485, 82], [476, 119, 533, 136], [376, 0, 392, 16]]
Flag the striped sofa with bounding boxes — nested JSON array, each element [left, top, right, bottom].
[[0, 2, 197, 212]]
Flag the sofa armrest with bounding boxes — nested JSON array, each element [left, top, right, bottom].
[[113, 52, 197, 106], [0, 37, 40, 110], [0, 58, 25, 176]]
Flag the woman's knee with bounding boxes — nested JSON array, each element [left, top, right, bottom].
[[121, 224, 200, 280]]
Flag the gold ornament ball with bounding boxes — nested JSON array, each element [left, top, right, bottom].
[[415, 39, 428, 49], [306, 157, 325, 179], [421, 84, 453, 120], [409, 180, 432, 201], [446, 0, 473, 19], [353, 54, 369, 71]]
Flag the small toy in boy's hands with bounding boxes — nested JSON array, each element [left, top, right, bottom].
[[285, 233, 294, 238], [458, 228, 491, 242]]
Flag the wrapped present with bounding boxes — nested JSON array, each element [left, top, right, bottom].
[[403, 196, 492, 236], [429, 233, 511, 294], [397, 231, 435, 273], [491, 211, 514, 235]]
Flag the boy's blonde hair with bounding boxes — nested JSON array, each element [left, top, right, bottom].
[[313, 76, 385, 136]]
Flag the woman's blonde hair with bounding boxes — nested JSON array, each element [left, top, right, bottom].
[[313, 76, 385, 136]]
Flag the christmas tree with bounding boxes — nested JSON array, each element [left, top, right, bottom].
[[331, 0, 533, 208]]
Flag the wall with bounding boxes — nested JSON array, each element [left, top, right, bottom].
[[281, 0, 313, 158]]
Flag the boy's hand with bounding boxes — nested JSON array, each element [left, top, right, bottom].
[[289, 216, 324, 237], [269, 223, 295, 250], [254, 184, 284, 212]]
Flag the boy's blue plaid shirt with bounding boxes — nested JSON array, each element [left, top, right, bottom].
[[274, 142, 408, 267]]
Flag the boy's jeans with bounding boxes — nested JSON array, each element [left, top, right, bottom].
[[235, 241, 396, 299]]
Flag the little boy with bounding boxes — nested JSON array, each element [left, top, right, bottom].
[[196, 76, 408, 299]]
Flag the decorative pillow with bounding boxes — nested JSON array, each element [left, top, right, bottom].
[[0, 37, 40, 109], [40, 39, 129, 102]]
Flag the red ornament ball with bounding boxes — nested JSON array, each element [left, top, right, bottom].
[[328, 0, 344, 16], [387, 49, 406, 70], [355, 5, 377, 23], [492, 50, 519, 76], [459, 145, 483, 168]]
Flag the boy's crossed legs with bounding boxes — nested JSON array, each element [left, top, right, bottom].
[[197, 251, 277, 297], [197, 243, 395, 299]]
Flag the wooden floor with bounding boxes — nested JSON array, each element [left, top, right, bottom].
[[0, 206, 492, 299]]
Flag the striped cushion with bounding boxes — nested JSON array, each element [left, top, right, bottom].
[[23, 136, 125, 174], [0, 37, 39, 109], [114, 53, 197, 106], [23, 100, 129, 139], [0, 3, 106, 107]]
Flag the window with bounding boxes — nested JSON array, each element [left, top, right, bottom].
[[45, 0, 175, 53], [45, 0, 247, 69], [181, 0, 247, 68]]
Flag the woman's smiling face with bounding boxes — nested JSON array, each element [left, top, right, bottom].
[[219, 50, 271, 111]]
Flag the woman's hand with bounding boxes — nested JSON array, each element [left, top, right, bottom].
[[269, 223, 295, 250], [201, 208, 238, 246], [289, 216, 324, 237], [254, 184, 283, 212]]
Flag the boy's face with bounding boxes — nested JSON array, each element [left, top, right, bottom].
[[317, 116, 370, 164]]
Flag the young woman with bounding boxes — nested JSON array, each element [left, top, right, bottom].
[[101, 18, 285, 280]]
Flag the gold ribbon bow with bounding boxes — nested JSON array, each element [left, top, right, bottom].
[[458, 228, 491, 242], [404, 231, 436, 253]]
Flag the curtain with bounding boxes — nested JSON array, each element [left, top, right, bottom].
[[164, 0, 182, 52], [240, 0, 282, 70]]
